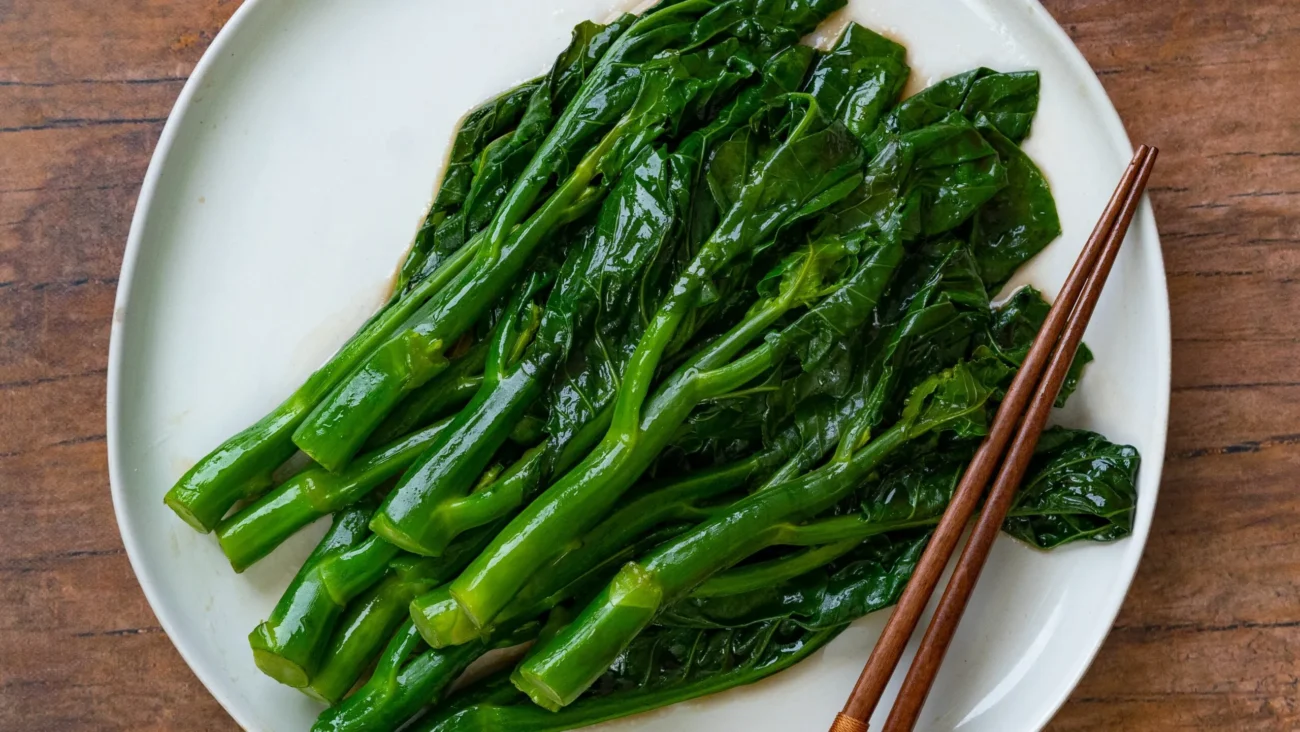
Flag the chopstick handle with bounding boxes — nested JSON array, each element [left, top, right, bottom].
[[880, 146, 1158, 732], [831, 145, 1153, 730], [831, 713, 870, 732]]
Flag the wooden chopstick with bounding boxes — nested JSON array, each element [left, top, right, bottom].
[[829, 145, 1159, 732]]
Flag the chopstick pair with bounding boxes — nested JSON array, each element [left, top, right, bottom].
[[830, 145, 1159, 732]]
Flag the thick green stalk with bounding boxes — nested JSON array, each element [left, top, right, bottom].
[[412, 490, 708, 650], [778, 513, 943, 546], [290, 2, 737, 472], [215, 420, 453, 571], [403, 404, 621, 647], [514, 353, 1004, 706], [195, 40, 654, 525], [446, 285, 806, 631], [491, 454, 779, 620], [385, 446, 546, 556], [385, 50, 820, 557], [388, 295, 623, 556], [418, 180, 915, 644], [159, 60, 566, 534], [316, 536, 403, 605], [410, 586, 483, 651], [688, 539, 861, 598], [533, 43, 818, 483], [292, 103, 660, 472], [160, 1, 845, 533], [512, 424, 909, 707], [367, 342, 489, 447], [163, 240, 481, 532], [248, 505, 373, 688], [444, 206, 874, 632], [303, 523, 505, 702], [312, 621, 484, 732], [313, 613, 554, 732], [482, 523, 694, 643], [393, 392, 617, 564], [293, 16, 625, 493], [372, 142, 677, 556], [304, 571, 420, 705]]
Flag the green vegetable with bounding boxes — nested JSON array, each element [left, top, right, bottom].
[[513, 356, 1007, 707], [1003, 427, 1140, 548], [440, 89, 873, 636], [867, 67, 1029, 149], [661, 531, 929, 629], [968, 117, 1062, 291], [805, 24, 909, 140], [306, 570, 424, 705], [367, 341, 489, 447], [215, 420, 454, 572], [410, 462, 751, 648], [314, 608, 552, 730], [413, 275, 942, 649], [415, 535, 923, 732], [400, 79, 541, 295], [162, 238, 482, 533], [501, 417, 1139, 709], [302, 523, 503, 703], [526, 236, 996, 624], [431, 50, 1007, 640], [694, 424, 1138, 586], [312, 621, 485, 732], [961, 70, 1041, 144], [371, 144, 678, 556], [376, 44, 899, 556], [684, 539, 863, 599], [291, 0, 838, 472], [248, 505, 374, 688], [418, 622, 839, 732], [162, 23, 619, 533], [407, 416, 1136, 730], [982, 285, 1091, 406], [539, 43, 817, 475], [316, 535, 403, 605]]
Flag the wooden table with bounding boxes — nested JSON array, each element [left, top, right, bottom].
[[1, 1, 1295, 729]]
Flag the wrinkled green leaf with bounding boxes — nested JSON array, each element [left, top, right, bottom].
[[1004, 427, 1140, 548], [903, 113, 1007, 235], [901, 353, 1008, 440], [982, 285, 1091, 405], [770, 235, 904, 370], [841, 239, 991, 444], [867, 67, 1039, 151], [405, 18, 631, 293], [805, 23, 909, 142], [535, 144, 675, 374], [815, 137, 920, 245], [960, 70, 1040, 143], [692, 0, 849, 53], [417, 621, 840, 732], [968, 118, 1062, 291], [541, 49, 815, 464]]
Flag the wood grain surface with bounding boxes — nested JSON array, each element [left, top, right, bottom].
[[0, 1, 1294, 730]]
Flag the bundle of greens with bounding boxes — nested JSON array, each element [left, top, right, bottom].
[[167, 4, 1140, 730]]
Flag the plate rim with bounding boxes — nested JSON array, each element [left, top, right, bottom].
[[105, 1, 1169, 730], [1014, 3, 1168, 729]]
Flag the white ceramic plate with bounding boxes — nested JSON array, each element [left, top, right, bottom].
[[107, 0, 1167, 730]]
